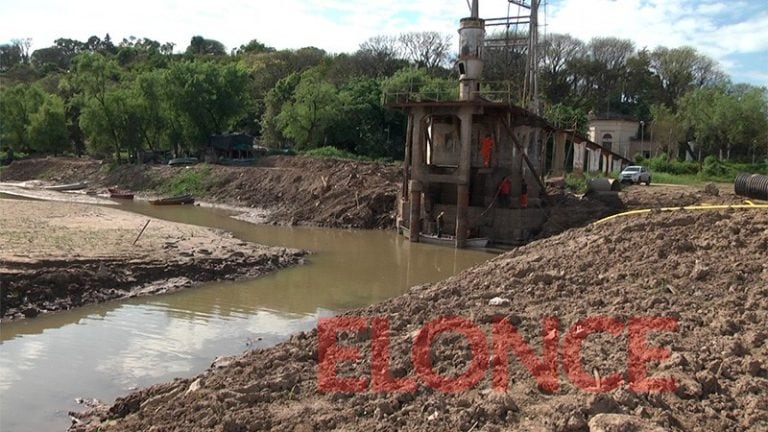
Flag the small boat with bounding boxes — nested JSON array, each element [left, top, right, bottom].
[[149, 194, 195, 205], [419, 233, 489, 248], [107, 187, 135, 199], [110, 191, 135, 200], [168, 157, 199, 166], [43, 181, 88, 191]]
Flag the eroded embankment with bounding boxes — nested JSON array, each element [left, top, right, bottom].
[[70, 209, 768, 431], [0, 199, 305, 321], [0, 156, 401, 229]]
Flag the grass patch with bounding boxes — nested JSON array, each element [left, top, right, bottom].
[[160, 165, 212, 196], [636, 154, 767, 185], [564, 173, 587, 193], [301, 146, 396, 164], [651, 172, 710, 186], [302, 146, 371, 161]]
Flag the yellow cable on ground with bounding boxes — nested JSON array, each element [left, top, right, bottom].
[[593, 203, 768, 225]]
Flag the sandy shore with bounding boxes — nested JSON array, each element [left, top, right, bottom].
[[0, 199, 306, 321]]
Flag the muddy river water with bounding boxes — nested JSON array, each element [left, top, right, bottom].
[[0, 200, 495, 431]]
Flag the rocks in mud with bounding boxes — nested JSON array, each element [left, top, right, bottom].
[[704, 183, 720, 196], [488, 297, 511, 306]]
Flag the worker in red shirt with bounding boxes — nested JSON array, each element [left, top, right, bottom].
[[480, 134, 494, 167], [519, 179, 528, 208], [498, 176, 512, 207]]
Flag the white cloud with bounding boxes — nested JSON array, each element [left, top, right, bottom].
[[0, 0, 765, 85], [545, 0, 768, 84]]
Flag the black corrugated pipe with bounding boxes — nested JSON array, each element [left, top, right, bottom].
[[735, 173, 768, 200]]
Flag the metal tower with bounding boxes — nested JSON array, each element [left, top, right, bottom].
[[477, 0, 541, 113]]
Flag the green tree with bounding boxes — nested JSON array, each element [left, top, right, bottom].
[[164, 61, 251, 149], [677, 84, 768, 160], [27, 94, 69, 154], [649, 104, 684, 157], [381, 67, 457, 102], [276, 68, 340, 149], [261, 72, 301, 148], [649, 46, 726, 107], [0, 83, 46, 152], [185, 36, 226, 56], [68, 52, 125, 160]]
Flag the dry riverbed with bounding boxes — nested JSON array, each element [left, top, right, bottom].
[[0, 199, 306, 321]]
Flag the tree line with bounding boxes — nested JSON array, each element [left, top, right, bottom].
[[1, 31, 766, 163]]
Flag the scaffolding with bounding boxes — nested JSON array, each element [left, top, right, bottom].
[[482, 0, 541, 114]]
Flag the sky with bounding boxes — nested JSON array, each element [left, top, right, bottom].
[[1, 0, 766, 87]]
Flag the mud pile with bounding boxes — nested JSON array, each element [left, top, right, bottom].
[[71, 208, 768, 431]]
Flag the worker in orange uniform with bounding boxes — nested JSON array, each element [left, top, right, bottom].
[[480, 134, 494, 167], [519, 179, 528, 209], [498, 176, 512, 208]]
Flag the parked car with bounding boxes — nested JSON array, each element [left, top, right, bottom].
[[619, 165, 651, 185]]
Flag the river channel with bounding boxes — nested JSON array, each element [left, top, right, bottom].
[[0, 199, 495, 431]]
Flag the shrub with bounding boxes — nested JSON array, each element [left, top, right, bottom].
[[302, 146, 368, 161], [564, 173, 587, 194], [162, 165, 212, 195], [701, 155, 728, 177]]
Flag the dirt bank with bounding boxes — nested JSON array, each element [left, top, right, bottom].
[[538, 182, 743, 238], [0, 199, 306, 321], [0, 156, 401, 229], [70, 208, 768, 431]]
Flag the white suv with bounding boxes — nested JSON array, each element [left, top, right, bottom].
[[619, 165, 651, 185]]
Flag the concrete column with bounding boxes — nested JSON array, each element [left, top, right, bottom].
[[551, 131, 567, 176], [411, 108, 425, 176], [408, 180, 422, 242], [456, 106, 473, 248], [408, 107, 426, 242], [573, 142, 585, 174], [402, 113, 413, 199], [589, 150, 600, 173]]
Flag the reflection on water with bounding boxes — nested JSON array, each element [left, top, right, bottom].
[[0, 201, 494, 432]]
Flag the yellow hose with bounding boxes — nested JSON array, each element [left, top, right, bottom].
[[593, 201, 768, 225]]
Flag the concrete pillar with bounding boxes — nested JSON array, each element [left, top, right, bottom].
[[589, 149, 600, 173], [573, 142, 585, 174], [552, 131, 567, 176], [408, 108, 426, 242], [408, 180, 422, 242], [456, 106, 473, 248]]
